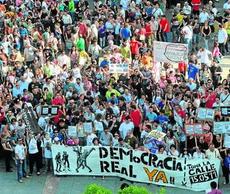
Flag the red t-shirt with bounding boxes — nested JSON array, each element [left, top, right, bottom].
[[191, 0, 201, 11], [178, 61, 187, 73], [130, 109, 142, 127], [160, 18, 170, 33], [205, 93, 216, 108], [145, 23, 152, 37], [130, 40, 140, 55]]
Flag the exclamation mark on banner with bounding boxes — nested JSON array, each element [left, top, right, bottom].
[[182, 158, 187, 186]]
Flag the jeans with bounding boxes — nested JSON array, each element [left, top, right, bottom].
[[163, 32, 172, 42], [203, 37, 209, 50], [192, 33, 199, 50], [184, 38, 192, 52], [16, 159, 26, 181], [99, 37, 106, 48]]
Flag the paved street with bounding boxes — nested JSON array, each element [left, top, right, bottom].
[[0, 160, 230, 194]]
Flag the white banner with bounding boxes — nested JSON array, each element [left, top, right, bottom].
[[109, 63, 129, 74], [52, 145, 220, 191], [153, 41, 188, 63], [213, 122, 230, 134]]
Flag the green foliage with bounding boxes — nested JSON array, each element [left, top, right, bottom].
[[84, 184, 167, 194], [84, 184, 112, 194], [118, 185, 150, 194]]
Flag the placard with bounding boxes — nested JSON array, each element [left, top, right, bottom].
[[148, 130, 166, 141], [41, 106, 59, 116], [185, 124, 203, 135], [213, 122, 230, 134], [109, 63, 129, 74], [83, 122, 93, 133], [52, 145, 220, 192], [197, 108, 214, 121], [224, 134, 230, 148], [68, 126, 77, 137], [221, 106, 230, 116], [153, 41, 188, 63]]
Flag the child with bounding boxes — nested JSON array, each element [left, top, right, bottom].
[[212, 42, 222, 63]]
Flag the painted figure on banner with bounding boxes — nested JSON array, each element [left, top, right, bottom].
[[62, 151, 70, 172], [55, 152, 62, 172], [73, 146, 95, 172]]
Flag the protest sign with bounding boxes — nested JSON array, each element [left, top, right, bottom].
[[224, 134, 230, 148], [109, 63, 129, 74], [213, 122, 230, 134], [153, 41, 188, 63], [41, 106, 59, 116], [148, 130, 166, 141], [68, 126, 77, 137], [221, 106, 230, 116], [52, 145, 220, 192], [197, 108, 215, 121], [185, 124, 203, 135], [83, 122, 93, 133]]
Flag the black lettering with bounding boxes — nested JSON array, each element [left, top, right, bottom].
[[110, 147, 119, 160], [111, 161, 120, 173], [164, 157, 172, 170], [100, 161, 110, 172], [121, 167, 128, 176], [140, 152, 149, 165], [119, 148, 133, 161], [99, 147, 108, 158], [189, 169, 195, 176], [129, 165, 137, 178]]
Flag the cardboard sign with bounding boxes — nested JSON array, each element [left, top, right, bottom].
[[68, 126, 77, 137], [197, 108, 215, 121], [153, 41, 188, 63], [148, 130, 166, 141], [213, 122, 230, 134], [109, 63, 129, 74], [221, 106, 230, 116], [41, 106, 59, 116], [83, 122, 93, 133], [185, 124, 203, 135]]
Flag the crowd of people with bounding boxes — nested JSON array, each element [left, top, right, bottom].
[[0, 0, 229, 190]]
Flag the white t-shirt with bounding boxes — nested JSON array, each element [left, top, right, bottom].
[[28, 138, 39, 154], [15, 144, 26, 160], [43, 138, 52, 159], [119, 121, 134, 139], [182, 25, 193, 39]]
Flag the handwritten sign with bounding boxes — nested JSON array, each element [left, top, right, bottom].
[[83, 122, 93, 133], [148, 130, 166, 141], [185, 124, 203, 135], [221, 106, 230, 116], [197, 108, 215, 121], [153, 41, 188, 63], [213, 122, 230, 134], [109, 63, 129, 74], [68, 126, 77, 137]]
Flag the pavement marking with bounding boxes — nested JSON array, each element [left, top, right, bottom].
[[42, 175, 60, 194]]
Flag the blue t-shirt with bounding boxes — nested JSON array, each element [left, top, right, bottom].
[[188, 64, 199, 80], [120, 28, 131, 40]]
